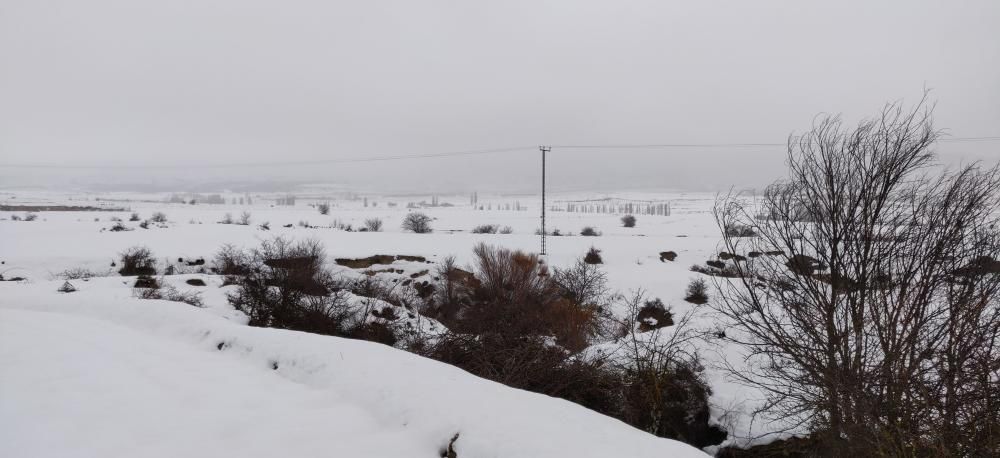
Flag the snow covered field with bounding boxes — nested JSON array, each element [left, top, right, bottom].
[[0, 189, 768, 456]]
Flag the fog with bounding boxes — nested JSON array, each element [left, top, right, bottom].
[[1, 0, 998, 193]]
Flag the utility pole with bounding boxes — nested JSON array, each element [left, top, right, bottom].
[[540, 145, 550, 255]]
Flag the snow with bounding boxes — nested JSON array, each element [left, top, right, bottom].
[[0, 189, 786, 454], [0, 278, 705, 457]]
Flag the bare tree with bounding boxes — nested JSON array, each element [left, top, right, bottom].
[[402, 212, 433, 233], [713, 97, 1000, 454]]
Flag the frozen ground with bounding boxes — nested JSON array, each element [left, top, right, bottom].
[[0, 189, 776, 455]]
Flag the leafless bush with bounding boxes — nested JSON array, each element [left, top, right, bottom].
[[580, 226, 601, 236], [134, 284, 203, 307], [220, 213, 234, 224], [109, 221, 130, 232], [471, 224, 498, 234], [402, 212, 432, 233], [225, 237, 362, 337], [23, 213, 38, 221], [621, 214, 637, 228], [364, 218, 383, 232], [683, 278, 708, 304], [237, 211, 251, 225], [129, 212, 141, 221], [722, 223, 756, 237], [317, 202, 330, 215], [714, 97, 1000, 455], [612, 290, 725, 447], [150, 212, 167, 223], [60, 267, 102, 280], [499, 226, 513, 234], [118, 246, 156, 276]]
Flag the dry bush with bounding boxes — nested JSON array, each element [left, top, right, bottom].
[[317, 202, 330, 215], [402, 212, 432, 233], [471, 224, 498, 234], [150, 212, 167, 223], [23, 213, 38, 221], [220, 213, 234, 224], [614, 291, 726, 447], [684, 278, 709, 304], [364, 218, 383, 232], [499, 226, 513, 234], [225, 237, 364, 338], [580, 226, 601, 236], [238, 211, 251, 225], [584, 246, 603, 264], [621, 214, 637, 228], [636, 297, 673, 331], [134, 284, 203, 307], [118, 246, 156, 276], [129, 212, 140, 221], [60, 267, 102, 280]]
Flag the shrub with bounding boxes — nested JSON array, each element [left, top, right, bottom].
[[428, 243, 608, 353], [60, 267, 100, 280], [317, 202, 330, 215], [402, 212, 432, 233], [365, 218, 382, 232], [471, 224, 498, 234], [621, 214, 637, 228], [364, 218, 383, 232], [23, 213, 38, 221], [684, 278, 709, 304], [134, 284, 203, 307], [150, 212, 168, 223], [226, 237, 355, 336], [118, 246, 156, 276], [259, 222, 270, 230], [238, 211, 251, 225], [133, 275, 159, 289], [636, 298, 673, 331], [213, 243, 249, 277], [109, 221, 130, 232], [690, 263, 741, 278], [129, 212, 141, 221], [220, 213, 234, 224], [583, 246, 603, 265], [499, 226, 513, 234], [580, 226, 600, 236], [723, 223, 756, 237], [139, 220, 150, 229]]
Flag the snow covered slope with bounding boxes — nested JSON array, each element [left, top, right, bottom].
[[0, 281, 706, 458]]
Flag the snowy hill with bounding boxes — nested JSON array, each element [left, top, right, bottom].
[[0, 280, 706, 457]]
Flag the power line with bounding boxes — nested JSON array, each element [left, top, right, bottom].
[[553, 136, 1000, 149], [0, 136, 996, 170], [0, 145, 538, 170]]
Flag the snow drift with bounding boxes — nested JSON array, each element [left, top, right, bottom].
[[0, 280, 705, 457]]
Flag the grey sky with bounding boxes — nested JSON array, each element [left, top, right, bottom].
[[1, 1, 998, 192]]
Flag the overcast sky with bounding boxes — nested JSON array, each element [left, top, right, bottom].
[[1, 0, 998, 192]]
